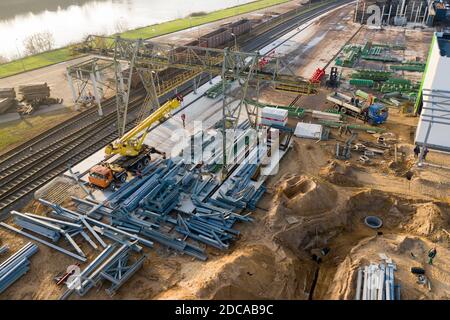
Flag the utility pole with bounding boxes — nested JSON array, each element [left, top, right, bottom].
[[231, 33, 238, 51]]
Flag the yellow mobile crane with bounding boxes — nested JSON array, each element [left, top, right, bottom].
[[88, 95, 183, 189]]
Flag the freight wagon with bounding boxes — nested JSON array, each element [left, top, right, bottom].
[[199, 27, 232, 48]]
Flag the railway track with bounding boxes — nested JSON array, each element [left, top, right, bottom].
[[0, 97, 118, 170], [0, 93, 145, 212], [0, 0, 352, 216]]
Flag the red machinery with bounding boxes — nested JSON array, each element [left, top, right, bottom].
[[258, 50, 276, 69], [309, 68, 325, 84]]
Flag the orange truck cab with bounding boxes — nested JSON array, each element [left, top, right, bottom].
[[88, 165, 114, 189], [88, 164, 127, 189]]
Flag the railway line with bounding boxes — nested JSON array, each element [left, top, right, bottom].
[[0, 0, 352, 216]]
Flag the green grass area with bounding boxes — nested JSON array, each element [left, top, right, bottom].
[[0, 48, 80, 79], [0, 0, 291, 79], [121, 0, 291, 39], [0, 112, 75, 153]]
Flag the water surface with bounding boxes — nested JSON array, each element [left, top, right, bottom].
[[0, 0, 253, 60]]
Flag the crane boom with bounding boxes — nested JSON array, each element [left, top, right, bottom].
[[105, 95, 183, 157]]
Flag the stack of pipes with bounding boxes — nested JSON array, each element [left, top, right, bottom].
[[355, 262, 400, 300], [0, 242, 38, 294]]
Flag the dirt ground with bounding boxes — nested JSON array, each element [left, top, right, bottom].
[[1, 8, 449, 301]]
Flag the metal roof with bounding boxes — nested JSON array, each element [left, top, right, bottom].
[[414, 32, 450, 152]]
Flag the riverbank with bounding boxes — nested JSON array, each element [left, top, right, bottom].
[[0, 0, 292, 79]]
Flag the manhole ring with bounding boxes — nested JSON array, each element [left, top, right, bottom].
[[364, 216, 383, 229]]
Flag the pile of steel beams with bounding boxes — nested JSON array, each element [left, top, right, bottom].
[[1, 209, 110, 262], [61, 244, 146, 299], [355, 262, 400, 300], [215, 164, 266, 211], [0, 245, 8, 255], [0, 121, 285, 296], [0, 242, 38, 294]]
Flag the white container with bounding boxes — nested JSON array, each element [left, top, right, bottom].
[[294, 122, 323, 139], [261, 107, 288, 127]]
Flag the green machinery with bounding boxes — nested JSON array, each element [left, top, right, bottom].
[[349, 79, 374, 87], [335, 42, 368, 67], [390, 64, 425, 72], [351, 69, 392, 81]]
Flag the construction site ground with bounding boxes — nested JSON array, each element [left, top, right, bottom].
[[1, 4, 450, 300]]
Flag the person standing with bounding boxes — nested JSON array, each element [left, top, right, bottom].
[[181, 113, 186, 129], [413, 145, 420, 158], [428, 247, 437, 265], [423, 147, 429, 160]]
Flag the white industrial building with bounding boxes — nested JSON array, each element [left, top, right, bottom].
[[414, 31, 450, 154]]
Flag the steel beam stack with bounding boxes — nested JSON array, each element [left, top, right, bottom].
[[0, 245, 10, 255], [0, 242, 38, 294], [61, 244, 146, 299]]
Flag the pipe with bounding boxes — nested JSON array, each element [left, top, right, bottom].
[[355, 268, 363, 300]]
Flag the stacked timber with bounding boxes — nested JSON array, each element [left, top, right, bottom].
[[0, 88, 16, 99], [0, 88, 16, 114], [18, 83, 51, 101]]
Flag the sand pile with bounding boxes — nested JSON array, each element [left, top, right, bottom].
[[156, 244, 314, 300], [278, 175, 337, 215], [403, 202, 450, 242], [264, 174, 343, 250], [319, 160, 360, 187]]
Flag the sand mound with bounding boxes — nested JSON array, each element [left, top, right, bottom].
[[279, 175, 337, 215], [396, 236, 427, 255], [319, 161, 360, 187], [156, 244, 314, 300], [264, 174, 339, 235], [403, 202, 450, 242]]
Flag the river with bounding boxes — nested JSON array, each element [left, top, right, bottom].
[[0, 0, 254, 60]]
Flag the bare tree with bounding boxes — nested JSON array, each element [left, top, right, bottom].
[[0, 55, 8, 64], [114, 20, 129, 34], [23, 31, 55, 55]]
